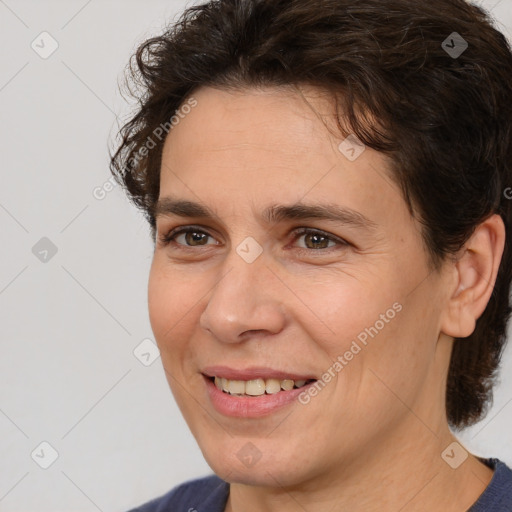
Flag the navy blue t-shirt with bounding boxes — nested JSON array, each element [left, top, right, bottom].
[[128, 458, 512, 511]]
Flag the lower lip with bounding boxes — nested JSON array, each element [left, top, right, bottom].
[[203, 375, 315, 418]]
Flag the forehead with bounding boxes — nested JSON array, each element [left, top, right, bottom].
[[158, 85, 410, 230], [165, 85, 345, 162]]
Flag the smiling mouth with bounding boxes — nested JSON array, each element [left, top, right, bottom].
[[209, 376, 316, 397]]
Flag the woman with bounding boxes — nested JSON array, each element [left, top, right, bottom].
[[111, 0, 512, 509]]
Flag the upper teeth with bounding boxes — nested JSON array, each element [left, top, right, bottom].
[[214, 377, 308, 396]]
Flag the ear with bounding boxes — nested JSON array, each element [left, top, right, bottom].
[[440, 214, 505, 338]]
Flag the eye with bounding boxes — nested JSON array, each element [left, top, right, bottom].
[[159, 226, 218, 247], [292, 228, 346, 250], [158, 226, 348, 253]]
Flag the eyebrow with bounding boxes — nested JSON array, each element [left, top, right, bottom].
[[153, 197, 377, 231]]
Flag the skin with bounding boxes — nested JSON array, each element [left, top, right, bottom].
[[148, 85, 505, 511]]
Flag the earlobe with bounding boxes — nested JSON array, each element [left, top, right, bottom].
[[440, 214, 505, 339]]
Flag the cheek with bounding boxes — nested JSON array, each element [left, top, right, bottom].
[[147, 260, 198, 347], [295, 268, 436, 404], [293, 271, 401, 358], [148, 266, 171, 340]]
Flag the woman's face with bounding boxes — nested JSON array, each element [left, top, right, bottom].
[[148, 85, 451, 486]]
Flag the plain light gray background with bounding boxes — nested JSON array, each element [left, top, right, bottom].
[[0, 0, 511, 510]]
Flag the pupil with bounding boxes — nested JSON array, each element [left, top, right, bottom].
[[306, 233, 328, 249], [186, 231, 207, 245]]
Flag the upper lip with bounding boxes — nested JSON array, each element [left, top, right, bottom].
[[202, 365, 317, 381]]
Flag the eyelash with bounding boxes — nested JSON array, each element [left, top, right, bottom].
[[158, 225, 349, 251]]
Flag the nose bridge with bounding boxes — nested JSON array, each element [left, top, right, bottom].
[[199, 250, 286, 342]]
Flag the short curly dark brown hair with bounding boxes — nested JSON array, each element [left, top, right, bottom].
[[110, 0, 512, 428]]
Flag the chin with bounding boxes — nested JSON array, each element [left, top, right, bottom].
[[215, 464, 301, 487], [202, 446, 306, 487]]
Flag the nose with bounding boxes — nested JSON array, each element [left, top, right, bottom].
[[199, 256, 287, 343]]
